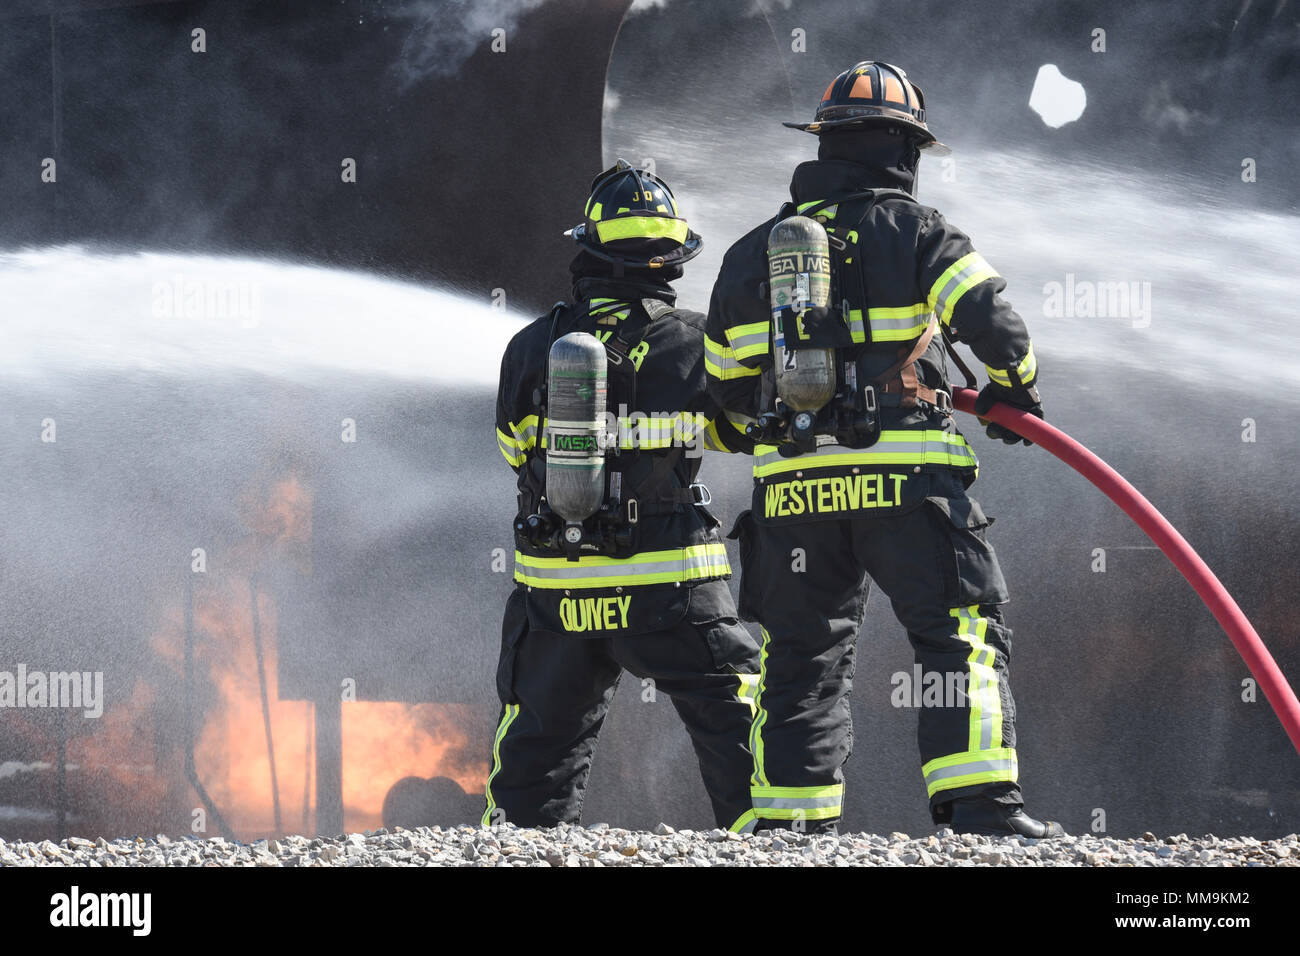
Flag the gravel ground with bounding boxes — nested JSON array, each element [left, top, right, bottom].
[[2, 825, 1298, 866]]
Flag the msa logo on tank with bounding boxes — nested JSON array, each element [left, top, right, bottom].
[[551, 432, 599, 453], [559, 594, 632, 632]]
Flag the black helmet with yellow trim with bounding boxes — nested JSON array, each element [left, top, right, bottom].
[[784, 61, 950, 156], [566, 159, 702, 271]]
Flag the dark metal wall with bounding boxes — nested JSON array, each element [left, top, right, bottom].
[[0, 0, 631, 314]]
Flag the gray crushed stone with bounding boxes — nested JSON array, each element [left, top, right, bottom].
[[1, 825, 1296, 867]]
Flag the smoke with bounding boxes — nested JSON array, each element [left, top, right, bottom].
[[392, 0, 551, 87], [604, 0, 1300, 205]]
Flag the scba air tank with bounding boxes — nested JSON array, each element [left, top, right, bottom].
[[545, 331, 608, 523], [768, 215, 836, 415]]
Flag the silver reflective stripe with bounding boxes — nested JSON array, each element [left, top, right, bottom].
[[924, 756, 1017, 787], [515, 421, 539, 447], [706, 337, 761, 381], [870, 310, 930, 336], [753, 433, 976, 471], [752, 794, 843, 810], [932, 255, 994, 323], [954, 606, 998, 752], [847, 310, 866, 342], [727, 329, 769, 357], [515, 545, 731, 587]]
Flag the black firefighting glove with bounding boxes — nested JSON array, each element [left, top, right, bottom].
[[784, 304, 854, 350], [973, 381, 1043, 446]]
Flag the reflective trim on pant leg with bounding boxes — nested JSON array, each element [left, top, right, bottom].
[[749, 783, 844, 823], [737, 672, 760, 719], [921, 747, 1018, 799], [752, 783, 844, 816], [480, 703, 521, 826], [729, 808, 759, 834], [748, 627, 772, 788], [951, 605, 1003, 753]]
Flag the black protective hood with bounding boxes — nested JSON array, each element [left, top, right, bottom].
[[791, 127, 920, 200], [569, 249, 679, 305]]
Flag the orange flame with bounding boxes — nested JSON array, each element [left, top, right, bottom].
[[15, 472, 487, 842]]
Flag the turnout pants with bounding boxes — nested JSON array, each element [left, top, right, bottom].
[[733, 480, 1023, 829], [482, 585, 761, 831]]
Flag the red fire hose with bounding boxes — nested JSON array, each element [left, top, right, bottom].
[[954, 387, 1300, 758]]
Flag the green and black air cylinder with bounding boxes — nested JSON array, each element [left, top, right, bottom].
[[545, 331, 608, 523]]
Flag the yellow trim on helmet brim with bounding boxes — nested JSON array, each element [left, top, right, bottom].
[[594, 216, 690, 245]]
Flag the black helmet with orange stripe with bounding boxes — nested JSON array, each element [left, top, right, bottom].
[[566, 159, 702, 272], [785, 61, 950, 156]]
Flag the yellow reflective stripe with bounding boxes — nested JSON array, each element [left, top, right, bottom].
[[702, 419, 731, 453], [737, 673, 760, 719], [588, 201, 602, 221], [1016, 344, 1038, 383], [729, 672, 763, 832], [921, 747, 1018, 798], [594, 215, 688, 244], [752, 430, 977, 478], [846, 309, 866, 343], [749, 627, 772, 788], [513, 542, 731, 589], [497, 428, 526, 467], [589, 297, 630, 323], [729, 808, 759, 834], [796, 200, 838, 220], [725, 321, 770, 360], [868, 303, 931, 342], [725, 321, 768, 343], [752, 783, 843, 806], [706, 334, 762, 381], [952, 605, 1003, 753], [510, 414, 540, 453], [843, 306, 932, 344], [613, 412, 711, 449], [481, 703, 521, 825], [986, 343, 1038, 389], [928, 252, 998, 326]]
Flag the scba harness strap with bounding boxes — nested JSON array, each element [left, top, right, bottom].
[[517, 298, 710, 558], [788, 189, 951, 412]]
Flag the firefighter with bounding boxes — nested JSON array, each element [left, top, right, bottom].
[[706, 62, 1064, 837], [483, 160, 762, 832]]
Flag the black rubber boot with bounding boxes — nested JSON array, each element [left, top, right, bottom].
[[949, 797, 1066, 839]]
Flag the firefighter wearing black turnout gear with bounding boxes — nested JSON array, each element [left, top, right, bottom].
[[706, 62, 1062, 837], [484, 162, 762, 832]]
